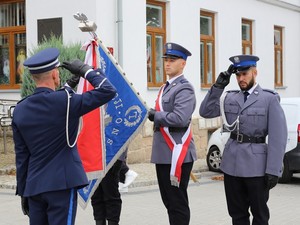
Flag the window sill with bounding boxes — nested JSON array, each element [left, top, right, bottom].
[[0, 89, 21, 93], [275, 86, 287, 90]]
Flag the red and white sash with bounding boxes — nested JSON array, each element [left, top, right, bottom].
[[155, 84, 192, 187]]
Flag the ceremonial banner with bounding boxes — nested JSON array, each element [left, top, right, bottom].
[[77, 39, 148, 209], [98, 40, 148, 169], [77, 40, 106, 209]]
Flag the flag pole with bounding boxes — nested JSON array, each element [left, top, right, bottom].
[[73, 12, 105, 209]]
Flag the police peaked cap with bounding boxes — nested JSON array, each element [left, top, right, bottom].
[[162, 42, 192, 60], [229, 54, 259, 73], [23, 48, 60, 74]]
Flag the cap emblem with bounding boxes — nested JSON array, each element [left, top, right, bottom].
[[234, 57, 240, 63]]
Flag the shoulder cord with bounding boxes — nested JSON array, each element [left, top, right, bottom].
[[64, 89, 82, 148], [220, 91, 239, 133]]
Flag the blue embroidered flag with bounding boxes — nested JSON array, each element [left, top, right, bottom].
[[78, 39, 148, 209], [98, 41, 148, 169]]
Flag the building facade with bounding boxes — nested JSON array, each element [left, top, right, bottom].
[[1, 0, 300, 162]]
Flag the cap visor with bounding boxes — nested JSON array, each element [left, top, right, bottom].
[[235, 66, 254, 73], [162, 54, 182, 59]]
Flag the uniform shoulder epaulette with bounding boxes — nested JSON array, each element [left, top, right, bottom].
[[225, 90, 240, 93], [17, 96, 28, 104], [262, 88, 278, 95], [60, 86, 75, 94], [58, 87, 68, 91], [180, 79, 188, 84]]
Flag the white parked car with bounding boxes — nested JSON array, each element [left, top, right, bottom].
[[206, 128, 229, 173], [206, 97, 300, 183]]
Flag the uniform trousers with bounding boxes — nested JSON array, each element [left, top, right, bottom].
[[224, 173, 270, 225], [91, 160, 122, 223], [119, 161, 129, 183], [118, 149, 129, 184], [28, 188, 77, 225], [156, 162, 193, 225]]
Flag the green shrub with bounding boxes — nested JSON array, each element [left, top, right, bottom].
[[21, 35, 85, 97]]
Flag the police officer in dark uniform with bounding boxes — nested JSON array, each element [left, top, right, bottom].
[[148, 42, 197, 225], [91, 159, 122, 225], [12, 48, 116, 225], [200, 55, 287, 225]]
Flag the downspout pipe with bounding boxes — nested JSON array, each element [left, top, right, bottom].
[[116, 0, 123, 67]]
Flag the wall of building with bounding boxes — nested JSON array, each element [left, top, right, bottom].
[[25, 0, 98, 48], [8, 0, 297, 110], [2, 0, 300, 162]]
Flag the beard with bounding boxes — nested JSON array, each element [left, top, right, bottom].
[[239, 76, 255, 91]]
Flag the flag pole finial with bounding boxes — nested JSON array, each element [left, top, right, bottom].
[[73, 12, 97, 39]]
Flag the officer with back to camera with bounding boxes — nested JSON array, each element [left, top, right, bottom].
[[199, 55, 287, 225], [12, 47, 116, 225]]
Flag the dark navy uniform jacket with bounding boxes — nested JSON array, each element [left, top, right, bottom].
[[12, 69, 116, 197]]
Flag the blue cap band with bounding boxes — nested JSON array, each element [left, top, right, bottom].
[[24, 48, 60, 74], [165, 49, 187, 60], [234, 60, 257, 67]]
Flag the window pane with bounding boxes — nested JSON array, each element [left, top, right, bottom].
[[38, 18, 62, 43], [276, 50, 282, 82], [207, 43, 213, 84], [155, 35, 163, 83], [146, 4, 163, 28], [0, 2, 26, 27], [0, 34, 10, 85], [200, 15, 212, 35], [200, 42, 204, 83], [274, 30, 281, 45], [147, 35, 152, 82], [245, 46, 251, 55], [242, 23, 250, 41], [15, 33, 26, 84]]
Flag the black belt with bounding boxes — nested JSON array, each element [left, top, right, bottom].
[[230, 133, 266, 143], [153, 127, 188, 132]]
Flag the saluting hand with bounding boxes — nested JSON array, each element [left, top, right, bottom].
[[214, 64, 236, 89], [62, 59, 93, 78]]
